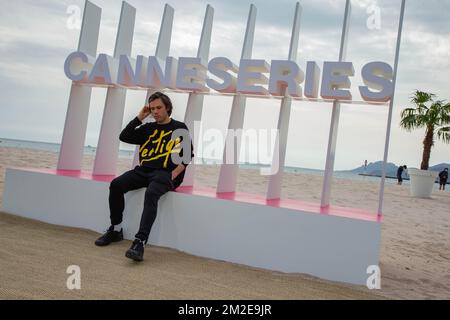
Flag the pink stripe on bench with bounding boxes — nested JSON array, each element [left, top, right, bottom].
[[9, 167, 382, 223]]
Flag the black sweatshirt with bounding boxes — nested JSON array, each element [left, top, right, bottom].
[[119, 117, 194, 182]]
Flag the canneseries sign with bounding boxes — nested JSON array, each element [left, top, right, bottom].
[[64, 52, 394, 103], [58, 0, 406, 212]]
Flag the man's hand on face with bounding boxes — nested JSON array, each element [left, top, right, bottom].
[[137, 105, 152, 121]]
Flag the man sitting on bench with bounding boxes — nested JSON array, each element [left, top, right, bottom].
[[95, 92, 194, 262]]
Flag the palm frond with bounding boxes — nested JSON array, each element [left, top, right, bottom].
[[437, 126, 450, 144], [400, 114, 426, 131], [400, 108, 418, 118], [410, 90, 435, 106], [438, 102, 450, 126], [400, 93, 449, 131]]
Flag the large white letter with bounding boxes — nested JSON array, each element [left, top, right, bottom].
[[64, 51, 94, 82], [88, 54, 117, 85], [117, 55, 147, 87], [206, 57, 237, 93], [268, 60, 304, 97], [145, 56, 178, 89], [359, 61, 394, 102], [304, 61, 321, 98], [176, 57, 208, 92], [236, 59, 270, 95], [320, 61, 355, 100]]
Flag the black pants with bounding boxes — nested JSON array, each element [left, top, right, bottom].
[[109, 166, 181, 242]]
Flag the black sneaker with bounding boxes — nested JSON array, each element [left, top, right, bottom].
[[125, 239, 145, 261], [95, 226, 123, 246]]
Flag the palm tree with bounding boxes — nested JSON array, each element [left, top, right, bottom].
[[400, 90, 450, 170]]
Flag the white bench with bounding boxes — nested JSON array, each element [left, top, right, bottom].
[[2, 166, 381, 285]]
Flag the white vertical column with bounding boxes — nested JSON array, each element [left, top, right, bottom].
[[57, 0, 101, 171], [378, 0, 406, 216], [181, 5, 214, 187], [320, 0, 351, 208], [266, 2, 302, 200], [132, 4, 175, 168], [216, 4, 256, 193], [93, 2, 136, 175]]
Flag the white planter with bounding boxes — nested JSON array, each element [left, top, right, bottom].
[[408, 168, 439, 198]]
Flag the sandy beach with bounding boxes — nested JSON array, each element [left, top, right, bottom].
[[0, 146, 449, 299]]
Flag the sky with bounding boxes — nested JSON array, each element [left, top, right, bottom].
[[0, 0, 449, 170]]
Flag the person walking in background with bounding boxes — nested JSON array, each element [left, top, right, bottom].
[[397, 165, 407, 185], [439, 168, 448, 190]]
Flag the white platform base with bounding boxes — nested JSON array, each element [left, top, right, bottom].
[[2, 167, 381, 285]]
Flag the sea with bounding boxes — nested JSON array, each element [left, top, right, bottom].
[[0, 137, 136, 159], [0, 137, 405, 186]]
